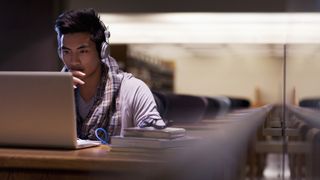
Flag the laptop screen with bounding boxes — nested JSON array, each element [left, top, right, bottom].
[[0, 72, 78, 149]]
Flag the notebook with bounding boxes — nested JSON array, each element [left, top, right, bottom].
[[111, 136, 198, 149], [123, 127, 186, 139], [0, 71, 100, 149]]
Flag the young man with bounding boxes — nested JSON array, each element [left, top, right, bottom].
[[55, 8, 165, 141]]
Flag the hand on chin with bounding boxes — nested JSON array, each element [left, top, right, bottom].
[[70, 70, 86, 88]]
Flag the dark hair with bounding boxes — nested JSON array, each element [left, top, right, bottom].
[[55, 8, 106, 56]]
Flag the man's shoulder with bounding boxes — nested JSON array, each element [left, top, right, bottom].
[[121, 73, 146, 89], [119, 72, 152, 99]]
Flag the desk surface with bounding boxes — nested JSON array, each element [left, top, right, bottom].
[[0, 107, 270, 180], [0, 145, 165, 173]]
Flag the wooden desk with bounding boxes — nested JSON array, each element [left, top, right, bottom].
[[0, 105, 273, 180], [0, 145, 166, 180]]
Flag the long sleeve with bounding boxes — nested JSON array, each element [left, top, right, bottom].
[[119, 73, 163, 136]]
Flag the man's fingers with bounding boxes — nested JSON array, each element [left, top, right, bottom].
[[69, 70, 85, 88], [71, 71, 85, 78], [153, 120, 166, 129], [73, 76, 85, 88]]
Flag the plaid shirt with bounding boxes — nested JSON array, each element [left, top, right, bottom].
[[76, 56, 123, 140]]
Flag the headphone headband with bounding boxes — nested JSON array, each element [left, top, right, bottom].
[[100, 26, 110, 59]]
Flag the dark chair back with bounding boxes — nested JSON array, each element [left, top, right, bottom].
[[202, 97, 220, 119], [163, 93, 207, 123], [228, 97, 251, 109], [152, 91, 167, 119], [299, 98, 320, 109]]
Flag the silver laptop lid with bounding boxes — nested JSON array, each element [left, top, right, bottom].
[[0, 71, 78, 149]]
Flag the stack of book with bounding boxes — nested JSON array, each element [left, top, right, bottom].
[[111, 127, 197, 152]]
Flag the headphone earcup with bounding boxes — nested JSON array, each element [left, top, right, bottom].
[[100, 29, 111, 60], [57, 48, 63, 59], [100, 42, 108, 59]]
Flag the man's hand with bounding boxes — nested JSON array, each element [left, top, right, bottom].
[[138, 119, 167, 129], [152, 119, 166, 129], [70, 71, 85, 88]]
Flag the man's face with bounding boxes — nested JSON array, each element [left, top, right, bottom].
[[60, 32, 100, 81]]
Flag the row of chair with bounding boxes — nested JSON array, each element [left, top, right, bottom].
[[299, 98, 320, 109], [151, 100, 272, 180], [262, 105, 320, 179], [287, 110, 320, 179], [152, 91, 251, 125]]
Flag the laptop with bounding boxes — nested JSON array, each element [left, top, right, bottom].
[[0, 71, 101, 149]]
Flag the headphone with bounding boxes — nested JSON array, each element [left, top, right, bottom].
[[100, 25, 111, 59]]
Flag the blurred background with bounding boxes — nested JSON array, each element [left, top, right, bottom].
[[1, 0, 320, 104], [1, 0, 320, 179]]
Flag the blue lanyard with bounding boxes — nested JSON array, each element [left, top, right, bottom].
[[95, 128, 109, 144]]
